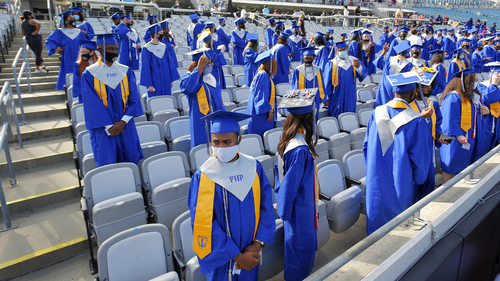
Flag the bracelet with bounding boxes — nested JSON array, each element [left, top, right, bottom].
[[255, 239, 264, 247]]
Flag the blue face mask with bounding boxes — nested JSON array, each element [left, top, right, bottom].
[[338, 50, 348, 59], [203, 64, 213, 75], [459, 54, 465, 60], [74, 15, 80, 21]]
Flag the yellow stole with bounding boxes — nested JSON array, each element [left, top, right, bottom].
[[93, 60, 130, 113], [452, 56, 470, 72], [490, 102, 500, 118], [269, 77, 275, 110], [197, 85, 210, 115], [298, 70, 325, 100], [387, 100, 410, 109], [461, 98, 472, 133], [331, 62, 357, 88], [410, 99, 437, 139], [192, 172, 261, 260]]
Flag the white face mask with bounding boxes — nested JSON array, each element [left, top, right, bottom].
[[338, 50, 348, 59], [212, 145, 239, 163]]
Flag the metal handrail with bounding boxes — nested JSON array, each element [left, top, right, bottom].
[[12, 46, 30, 125], [306, 144, 500, 280], [67, 0, 165, 20]]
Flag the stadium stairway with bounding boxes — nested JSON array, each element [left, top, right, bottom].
[[0, 33, 87, 280]]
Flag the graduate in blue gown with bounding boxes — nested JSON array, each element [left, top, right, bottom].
[[265, 17, 276, 49], [446, 48, 472, 84], [348, 29, 362, 60], [140, 24, 180, 98], [407, 44, 429, 68], [482, 38, 497, 72], [429, 49, 447, 96], [247, 51, 276, 138], [274, 100, 319, 281], [363, 81, 432, 234], [81, 34, 144, 167], [324, 41, 366, 118], [478, 62, 500, 150], [69, 7, 94, 38], [187, 14, 204, 51], [109, 12, 120, 33], [378, 26, 392, 47], [290, 46, 326, 119], [440, 68, 479, 184], [231, 18, 248, 66], [472, 39, 491, 73], [46, 11, 88, 90], [421, 26, 435, 61], [200, 31, 228, 89], [113, 15, 141, 70], [160, 20, 179, 69], [360, 30, 381, 76], [216, 18, 231, 53], [272, 22, 284, 47], [243, 33, 265, 88], [388, 27, 410, 57], [284, 20, 298, 36], [271, 31, 291, 85], [181, 48, 226, 148], [288, 26, 308, 62], [311, 32, 330, 73], [73, 40, 98, 103], [374, 41, 414, 107], [188, 111, 276, 281], [443, 29, 457, 60], [325, 28, 336, 60]]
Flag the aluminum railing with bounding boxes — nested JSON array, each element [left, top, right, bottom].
[[12, 45, 31, 125]]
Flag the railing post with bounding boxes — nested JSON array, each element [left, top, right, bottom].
[[5, 83, 27, 149], [22, 48, 32, 92], [12, 49, 28, 125], [23, 38, 33, 77], [0, 124, 19, 233]]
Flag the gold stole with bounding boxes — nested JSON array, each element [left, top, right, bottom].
[[387, 100, 410, 109], [192, 172, 261, 260], [490, 103, 500, 118], [331, 63, 339, 87], [298, 71, 325, 100], [410, 99, 437, 139], [197, 85, 210, 115], [461, 99, 472, 132], [269, 77, 275, 110], [93, 60, 130, 113]]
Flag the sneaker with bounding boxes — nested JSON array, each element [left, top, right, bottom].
[[41, 65, 50, 72], [34, 69, 42, 73]]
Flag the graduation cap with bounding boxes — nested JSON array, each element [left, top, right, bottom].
[[268, 17, 275, 23], [468, 28, 477, 33], [206, 22, 215, 28], [449, 67, 474, 86], [315, 31, 325, 39], [411, 44, 423, 51], [365, 23, 372, 28], [340, 32, 347, 37], [430, 49, 444, 54], [335, 41, 348, 49], [148, 15, 157, 22], [69, 7, 83, 13], [292, 20, 298, 25], [496, 31, 500, 36], [218, 18, 225, 23], [255, 50, 272, 64], [490, 27, 496, 31], [292, 26, 300, 30], [110, 12, 120, 19], [187, 47, 212, 61], [400, 27, 410, 32], [351, 28, 363, 35], [234, 18, 246, 26], [275, 21, 284, 26], [280, 30, 292, 39], [327, 28, 335, 33], [390, 74, 417, 94], [383, 25, 389, 29], [425, 25, 432, 30], [189, 13, 199, 22], [160, 19, 169, 28], [93, 33, 118, 45], [301, 46, 317, 56], [485, 62, 500, 72], [394, 24, 399, 28], [448, 28, 455, 32], [394, 41, 411, 54], [362, 29, 372, 36], [478, 38, 489, 45], [80, 39, 97, 50], [119, 14, 131, 21], [247, 33, 259, 42], [145, 24, 162, 38], [278, 89, 317, 115], [59, 10, 72, 18], [201, 110, 252, 134], [460, 38, 471, 44]]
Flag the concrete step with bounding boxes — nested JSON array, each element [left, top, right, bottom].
[[0, 64, 60, 74], [0, 198, 88, 281], [0, 136, 73, 175], [15, 100, 66, 120], [13, 90, 66, 105], [0, 74, 59, 84], [1, 60, 61, 69], [0, 71, 56, 79], [15, 115, 71, 141], [6, 56, 61, 65], [11, 81, 58, 92]]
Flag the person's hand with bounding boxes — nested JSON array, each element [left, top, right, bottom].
[[233, 251, 260, 271], [480, 105, 490, 115], [492, 72, 500, 86], [198, 55, 208, 71], [262, 44, 267, 51], [483, 57, 491, 61], [243, 241, 262, 254], [108, 121, 126, 136], [288, 53, 293, 57], [31, 31, 38, 35], [268, 110, 273, 122], [421, 106, 434, 119], [310, 34, 314, 41], [323, 100, 329, 106], [171, 44, 175, 48], [171, 82, 173, 88], [245, 39, 249, 43], [438, 137, 448, 145], [81, 30, 87, 35], [353, 60, 361, 68], [55, 47, 64, 52], [457, 135, 468, 144], [148, 86, 155, 92], [220, 45, 226, 53], [368, 42, 374, 48]]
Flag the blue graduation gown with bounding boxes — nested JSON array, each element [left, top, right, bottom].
[[324, 57, 366, 117], [272, 34, 279, 47], [363, 101, 432, 234], [471, 95, 490, 162], [81, 63, 144, 166], [265, 27, 274, 48], [77, 21, 94, 37], [348, 41, 359, 59], [378, 32, 391, 47], [421, 36, 434, 61], [216, 27, 231, 53], [482, 45, 497, 72], [187, 22, 204, 51], [388, 38, 407, 57], [114, 23, 141, 70], [446, 57, 472, 83], [440, 92, 477, 175], [72, 62, 87, 103], [360, 45, 379, 76], [290, 65, 326, 119], [140, 42, 180, 97], [478, 83, 499, 150], [46, 28, 88, 90], [180, 69, 226, 148], [161, 36, 179, 68], [188, 159, 276, 281], [271, 44, 291, 84], [232, 29, 248, 65], [472, 50, 485, 73], [431, 63, 447, 96], [443, 36, 456, 60], [243, 48, 261, 88], [274, 144, 317, 281], [312, 46, 330, 73], [247, 70, 276, 138], [374, 55, 414, 107], [288, 36, 307, 62]]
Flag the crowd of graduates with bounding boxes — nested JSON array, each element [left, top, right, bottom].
[[43, 7, 500, 280]]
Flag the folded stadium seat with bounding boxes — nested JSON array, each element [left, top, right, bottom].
[[147, 95, 180, 125], [82, 163, 147, 246], [276, 83, 291, 97], [172, 80, 182, 93], [225, 75, 236, 89], [357, 88, 374, 103], [171, 90, 183, 101], [180, 60, 192, 68], [140, 152, 191, 228], [135, 121, 169, 159], [134, 115, 147, 123], [356, 102, 365, 113], [232, 87, 250, 106], [65, 73, 73, 92], [220, 89, 237, 111], [317, 117, 351, 161], [74, 130, 95, 178], [175, 46, 191, 54], [317, 200, 330, 250], [189, 144, 211, 173], [263, 127, 283, 156], [318, 159, 362, 233], [230, 65, 245, 75], [177, 94, 190, 116], [371, 73, 382, 84], [342, 150, 367, 214], [66, 85, 76, 111], [359, 75, 372, 86], [364, 99, 375, 109], [235, 73, 246, 87], [221, 65, 230, 74], [165, 116, 190, 156], [316, 138, 329, 164], [338, 112, 362, 134], [230, 107, 249, 135], [240, 134, 275, 187], [71, 103, 87, 137], [357, 108, 373, 127], [96, 224, 179, 281]]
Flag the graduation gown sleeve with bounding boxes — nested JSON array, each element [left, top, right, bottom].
[[72, 62, 82, 103]]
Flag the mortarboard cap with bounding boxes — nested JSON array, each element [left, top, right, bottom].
[[280, 30, 292, 39], [315, 31, 325, 39], [160, 19, 169, 28], [301, 46, 317, 56], [400, 27, 410, 32], [292, 26, 300, 30], [352, 27, 363, 35], [234, 18, 246, 25], [362, 29, 372, 35], [430, 49, 444, 54], [292, 20, 297, 25], [268, 17, 275, 23], [366, 23, 373, 27], [394, 41, 411, 54], [110, 12, 120, 19], [189, 13, 199, 22], [119, 14, 131, 21], [80, 39, 97, 50], [187, 47, 212, 61], [201, 110, 252, 134], [393, 80, 416, 94], [449, 28, 455, 32], [69, 7, 83, 13], [275, 21, 284, 26], [147, 15, 157, 22], [335, 41, 348, 49], [468, 28, 477, 33], [59, 10, 72, 18], [93, 33, 118, 45], [206, 22, 215, 28], [340, 32, 347, 37], [485, 62, 500, 72], [219, 18, 225, 23], [255, 50, 272, 64], [449, 67, 474, 80], [327, 28, 335, 33], [384, 25, 390, 29], [247, 33, 259, 41], [411, 44, 422, 51], [278, 89, 317, 115], [145, 24, 162, 38]]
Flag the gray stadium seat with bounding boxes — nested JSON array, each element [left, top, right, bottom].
[[328, 133, 351, 161], [317, 200, 330, 250], [231, 107, 249, 134], [235, 73, 246, 87], [276, 83, 290, 97], [75, 130, 97, 178], [343, 150, 367, 214], [220, 89, 237, 111], [189, 144, 211, 173], [135, 121, 169, 159], [97, 224, 178, 281], [164, 116, 191, 157], [177, 94, 190, 116], [224, 75, 236, 88], [318, 117, 340, 139], [350, 128, 367, 150], [240, 134, 275, 187], [357, 108, 373, 127], [315, 138, 329, 163], [258, 219, 286, 280], [147, 95, 180, 125], [263, 127, 283, 155], [232, 87, 250, 104], [357, 88, 374, 103], [338, 112, 360, 133], [230, 65, 244, 75]]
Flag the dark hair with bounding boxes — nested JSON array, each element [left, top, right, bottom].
[[440, 72, 475, 103], [74, 11, 85, 21], [410, 28, 418, 35], [430, 52, 444, 65], [187, 60, 198, 72], [314, 36, 326, 46], [76, 48, 99, 76], [20, 10, 32, 21], [63, 14, 73, 26], [277, 37, 287, 45], [277, 112, 318, 158]]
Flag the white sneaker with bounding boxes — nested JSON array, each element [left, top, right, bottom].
[[34, 69, 42, 73], [42, 66, 49, 72]]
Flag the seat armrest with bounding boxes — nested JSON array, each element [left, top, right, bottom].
[[319, 192, 331, 201], [173, 250, 186, 279], [80, 197, 88, 215], [346, 176, 362, 187]]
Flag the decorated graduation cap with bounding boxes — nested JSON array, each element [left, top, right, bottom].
[[279, 30, 292, 39], [234, 18, 246, 26], [485, 62, 500, 72], [110, 12, 120, 19], [187, 47, 212, 61], [255, 50, 272, 64], [478, 38, 489, 45], [145, 24, 162, 38], [247, 33, 259, 42], [119, 14, 131, 21], [93, 33, 118, 45], [201, 110, 252, 134], [278, 89, 317, 115], [301, 46, 317, 56], [189, 13, 199, 22], [148, 15, 157, 22], [391, 77, 417, 94], [69, 7, 83, 13], [327, 28, 335, 33], [335, 41, 348, 49], [268, 17, 275, 23], [394, 41, 411, 54], [80, 39, 97, 50]]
